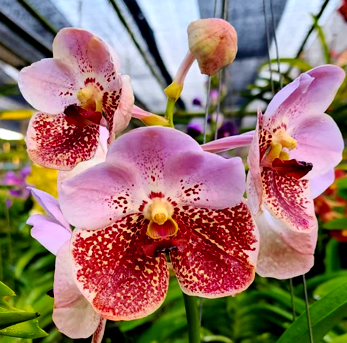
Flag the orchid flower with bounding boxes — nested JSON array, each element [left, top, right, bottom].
[[59, 126, 259, 321], [247, 65, 345, 278], [18, 28, 134, 171], [27, 188, 106, 342]]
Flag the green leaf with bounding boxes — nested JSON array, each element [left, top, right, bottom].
[[276, 281, 347, 343], [0, 318, 48, 339], [323, 218, 347, 230], [313, 276, 347, 300], [0, 310, 39, 330], [336, 177, 347, 188], [331, 333, 347, 342], [324, 239, 341, 273], [0, 281, 16, 297], [260, 58, 313, 72]]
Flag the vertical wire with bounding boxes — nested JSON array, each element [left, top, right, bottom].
[[203, 0, 219, 144], [203, 78, 212, 144], [262, 0, 274, 95], [269, 0, 282, 88], [303, 274, 314, 342], [214, 0, 228, 140], [78, 0, 83, 27], [289, 278, 296, 321]]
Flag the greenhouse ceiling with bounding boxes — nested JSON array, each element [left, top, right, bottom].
[[0, 0, 344, 125]]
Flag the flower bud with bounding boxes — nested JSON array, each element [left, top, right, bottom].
[[187, 18, 237, 76]]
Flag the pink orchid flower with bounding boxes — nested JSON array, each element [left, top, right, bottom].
[[59, 126, 259, 321], [19, 28, 134, 171], [247, 65, 345, 279], [27, 188, 106, 342]]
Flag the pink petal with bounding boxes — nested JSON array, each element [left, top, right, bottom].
[[104, 75, 134, 145], [53, 28, 119, 78], [53, 242, 101, 338], [59, 162, 142, 229], [92, 318, 107, 343], [71, 214, 169, 320], [201, 131, 254, 153], [27, 112, 100, 170], [264, 65, 345, 124], [58, 126, 108, 188], [261, 168, 316, 233], [18, 59, 77, 114], [288, 113, 343, 178], [28, 215, 71, 255], [29, 187, 70, 230], [171, 202, 258, 297], [255, 209, 315, 279], [246, 111, 263, 215], [164, 152, 245, 209], [310, 169, 335, 199]]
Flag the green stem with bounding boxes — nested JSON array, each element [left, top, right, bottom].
[[164, 98, 176, 128], [183, 293, 200, 343]]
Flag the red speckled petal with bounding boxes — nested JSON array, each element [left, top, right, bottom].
[[53, 242, 101, 339], [26, 112, 100, 170], [107, 126, 220, 193], [104, 75, 134, 144], [261, 168, 316, 232], [170, 202, 258, 297], [71, 214, 169, 320], [18, 58, 77, 114], [164, 151, 245, 209], [92, 318, 107, 343], [58, 126, 108, 189], [255, 209, 316, 279]]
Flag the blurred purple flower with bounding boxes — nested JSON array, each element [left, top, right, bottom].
[[187, 119, 204, 139], [217, 121, 238, 139], [192, 98, 202, 107], [2, 166, 31, 199]]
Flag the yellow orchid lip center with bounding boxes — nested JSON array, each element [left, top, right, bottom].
[[77, 85, 102, 112], [144, 198, 178, 240], [262, 130, 297, 165]]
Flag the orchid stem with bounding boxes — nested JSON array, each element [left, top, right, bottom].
[[289, 278, 296, 321], [164, 98, 176, 128], [183, 293, 200, 343], [303, 274, 314, 342]]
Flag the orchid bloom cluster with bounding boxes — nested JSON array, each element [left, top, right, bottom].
[[20, 21, 345, 342]]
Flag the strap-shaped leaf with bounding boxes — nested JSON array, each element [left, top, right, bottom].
[[277, 280, 347, 343]]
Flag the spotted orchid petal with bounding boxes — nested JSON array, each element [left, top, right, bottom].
[[255, 208, 316, 278], [170, 201, 258, 297], [60, 127, 246, 229], [59, 126, 258, 318], [71, 216, 169, 321], [92, 318, 107, 343], [26, 112, 100, 170], [58, 126, 108, 188], [53, 242, 102, 338]]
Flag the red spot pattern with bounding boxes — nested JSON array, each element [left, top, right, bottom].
[[71, 202, 258, 317], [171, 202, 257, 296], [102, 88, 122, 144], [72, 214, 169, 321], [261, 168, 314, 231], [91, 318, 106, 343], [28, 112, 99, 170]]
